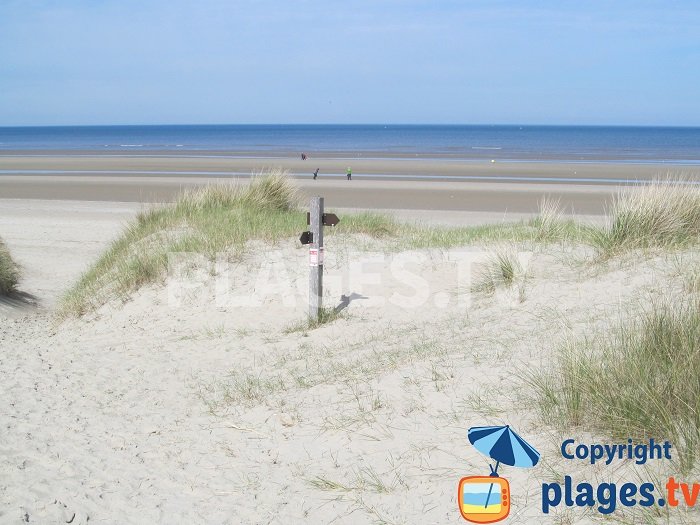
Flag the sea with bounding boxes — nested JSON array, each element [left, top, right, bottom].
[[1, 125, 699, 164]]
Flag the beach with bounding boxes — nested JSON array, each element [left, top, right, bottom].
[[2, 152, 700, 524], [3, 149, 676, 306], [3, 151, 697, 215], [3, 0, 699, 519]]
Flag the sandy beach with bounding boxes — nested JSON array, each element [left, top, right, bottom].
[[3, 152, 698, 214], [0, 203, 673, 524], [4, 0, 700, 521], [2, 168, 700, 523]]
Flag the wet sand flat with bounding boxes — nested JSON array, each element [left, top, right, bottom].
[[1, 152, 698, 214], [0, 174, 616, 214]]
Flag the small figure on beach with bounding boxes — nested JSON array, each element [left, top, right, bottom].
[[346, 167, 352, 180], [301, 153, 307, 160], [313, 168, 319, 180]]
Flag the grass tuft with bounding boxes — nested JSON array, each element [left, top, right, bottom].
[[593, 180, 700, 255], [533, 298, 700, 471], [176, 169, 298, 212], [307, 466, 394, 494], [473, 247, 526, 294], [533, 197, 565, 240], [334, 211, 398, 238], [284, 306, 345, 334], [59, 170, 301, 317], [0, 238, 20, 294]]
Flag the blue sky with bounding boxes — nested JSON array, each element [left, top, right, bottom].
[[1, 1, 699, 126]]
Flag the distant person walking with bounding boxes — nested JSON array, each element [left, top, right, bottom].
[[313, 168, 319, 180], [346, 167, 352, 180]]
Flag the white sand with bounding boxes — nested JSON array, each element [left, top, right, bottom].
[[0, 199, 694, 524]]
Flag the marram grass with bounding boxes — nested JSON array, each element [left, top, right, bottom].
[[59, 174, 700, 318], [59, 170, 301, 317], [472, 247, 526, 294], [0, 237, 20, 295], [594, 180, 700, 255], [532, 298, 700, 472], [59, 171, 583, 318]]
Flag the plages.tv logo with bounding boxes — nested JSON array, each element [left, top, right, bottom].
[[458, 425, 540, 523]]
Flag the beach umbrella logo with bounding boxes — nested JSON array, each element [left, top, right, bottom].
[[458, 425, 540, 523]]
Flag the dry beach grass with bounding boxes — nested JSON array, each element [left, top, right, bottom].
[[533, 297, 700, 472], [0, 237, 20, 294], [58, 171, 589, 318], [594, 179, 700, 255]]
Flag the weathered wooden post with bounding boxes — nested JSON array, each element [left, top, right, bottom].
[[309, 196, 324, 320], [299, 197, 339, 322]]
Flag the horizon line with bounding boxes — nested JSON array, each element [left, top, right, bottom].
[[2, 122, 700, 129]]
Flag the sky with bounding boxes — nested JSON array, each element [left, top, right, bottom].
[[1, 0, 699, 126]]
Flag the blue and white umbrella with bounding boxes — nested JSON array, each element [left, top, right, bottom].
[[468, 424, 540, 474], [467, 425, 540, 508]]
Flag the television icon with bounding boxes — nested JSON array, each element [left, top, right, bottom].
[[458, 476, 510, 523]]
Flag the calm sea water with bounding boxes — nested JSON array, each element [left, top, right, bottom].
[[1, 125, 699, 163]]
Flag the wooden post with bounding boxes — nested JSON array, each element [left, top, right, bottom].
[[309, 196, 324, 320]]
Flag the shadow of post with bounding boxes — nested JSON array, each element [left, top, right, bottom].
[[333, 292, 368, 314]]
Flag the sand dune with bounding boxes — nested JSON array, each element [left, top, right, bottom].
[[1, 196, 696, 523]]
